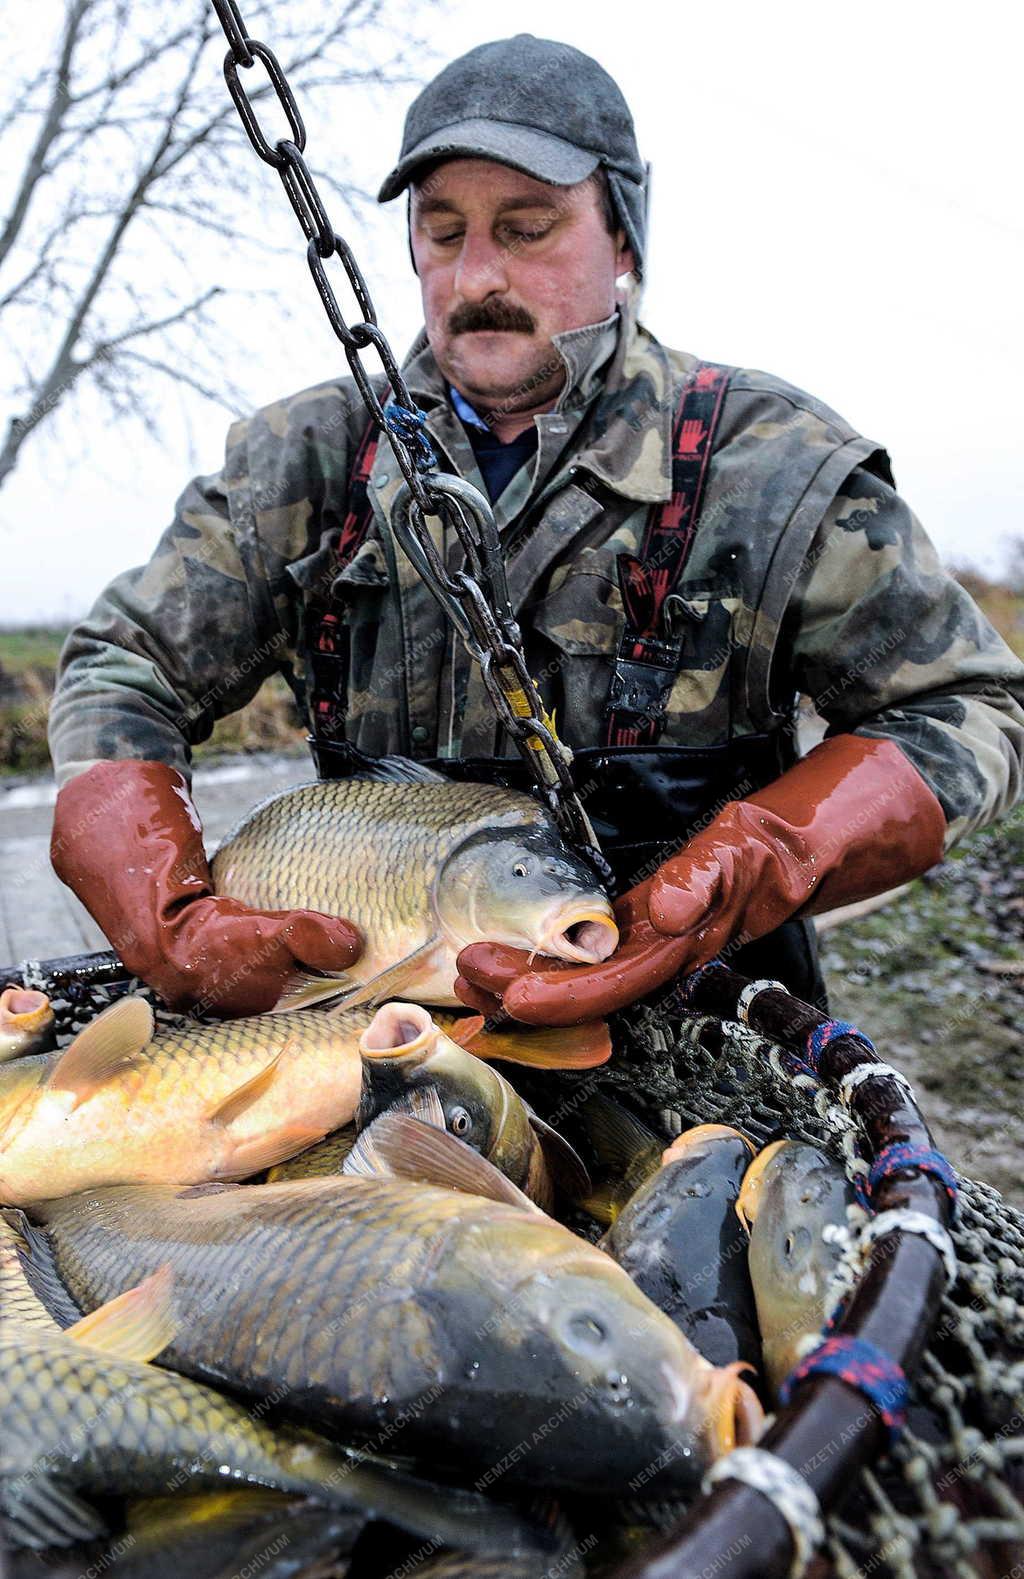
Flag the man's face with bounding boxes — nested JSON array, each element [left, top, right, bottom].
[[410, 158, 634, 415]]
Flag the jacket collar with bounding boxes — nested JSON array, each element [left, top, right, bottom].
[[401, 286, 680, 504]]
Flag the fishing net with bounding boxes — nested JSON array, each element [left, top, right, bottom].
[[25, 967, 1024, 1578]]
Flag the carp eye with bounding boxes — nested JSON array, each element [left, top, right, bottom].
[[512, 860, 530, 878], [449, 1106, 473, 1137]]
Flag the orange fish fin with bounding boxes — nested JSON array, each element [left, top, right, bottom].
[[205, 1045, 289, 1128], [45, 996, 154, 1108], [222, 1125, 328, 1177], [65, 1263, 176, 1363], [458, 1019, 612, 1070], [454, 1016, 612, 1067], [346, 1113, 541, 1212], [579, 1185, 621, 1228]]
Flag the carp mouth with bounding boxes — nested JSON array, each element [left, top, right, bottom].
[[0, 987, 51, 1026], [542, 912, 619, 965], [660, 1360, 764, 1458], [360, 1002, 437, 1062]]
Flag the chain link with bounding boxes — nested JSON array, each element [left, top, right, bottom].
[[209, 0, 608, 877]]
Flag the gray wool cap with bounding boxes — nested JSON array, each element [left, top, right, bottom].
[[378, 34, 646, 274]]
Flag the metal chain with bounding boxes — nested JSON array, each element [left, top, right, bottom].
[[208, 0, 608, 877]]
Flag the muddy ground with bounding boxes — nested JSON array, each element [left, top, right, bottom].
[[819, 802, 1024, 1205]]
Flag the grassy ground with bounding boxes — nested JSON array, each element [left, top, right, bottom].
[[0, 628, 305, 776]]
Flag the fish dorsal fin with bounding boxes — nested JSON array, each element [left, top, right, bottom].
[[45, 996, 154, 1108], [578, 1091, 660, 1171], [206, 1044, 289, 1127], [451, 1016, 613, 1070], [65, 1263, 177, 1362], [347, 1113, 540, 1212]]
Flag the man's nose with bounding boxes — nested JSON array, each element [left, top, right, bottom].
[[453, 229, 510, 302]]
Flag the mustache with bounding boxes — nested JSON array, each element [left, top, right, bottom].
[[448, 299, 535, 335]]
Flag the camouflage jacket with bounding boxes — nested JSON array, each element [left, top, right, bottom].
[[49, 297, 1024, 849]]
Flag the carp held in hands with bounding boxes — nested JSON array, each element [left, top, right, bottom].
[[209, 768, 618, 1010]]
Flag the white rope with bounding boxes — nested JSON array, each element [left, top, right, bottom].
[[736, 978, 788, 1024], [703, 1447, 825, 1578], [839, 1062, 916, 1106], [859, 1208, 959, 1288]]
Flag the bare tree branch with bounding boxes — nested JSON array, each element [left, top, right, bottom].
[[0, 0, 95, 269], [0, 0, 436, 489]]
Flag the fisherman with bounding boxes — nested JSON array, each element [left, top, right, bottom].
[[47, 35, 1024, 1022]]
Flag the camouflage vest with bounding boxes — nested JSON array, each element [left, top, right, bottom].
[[290, 319, 893, 768]]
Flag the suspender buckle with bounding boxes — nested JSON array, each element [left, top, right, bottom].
[[607, 641, 682, 724]]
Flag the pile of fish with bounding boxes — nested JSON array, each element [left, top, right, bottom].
[[0, 769, 862, 1577]]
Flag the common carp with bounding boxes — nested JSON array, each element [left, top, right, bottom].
[[0, 997, 596, 1207], [740, 1139, 858, 1394], [0, 987, 55, 1061], [209, 773, 617, 1010], [1, 1218, 533, 1558], [601, 1125, 762, 1375], [33, 1150, 764, 1494]]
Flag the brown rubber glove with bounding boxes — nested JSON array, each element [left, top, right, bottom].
[[50, 760, 363, 1016], [456, 735, 946, 1026], [455, 878, 693, 1026]]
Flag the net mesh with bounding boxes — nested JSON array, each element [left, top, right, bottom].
[[28, 967, 1024, 1578]]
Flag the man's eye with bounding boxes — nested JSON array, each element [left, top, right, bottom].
[[430, 231, 464, 246], [502, 225, 549, 244]]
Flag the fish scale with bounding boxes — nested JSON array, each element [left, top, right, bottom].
[[212, 780, 539, 925]]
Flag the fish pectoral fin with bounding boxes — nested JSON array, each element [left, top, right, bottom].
[[386, 1085, 447, 1126], [221, 1124, 329, 1177], [346, 1112, 541, 1212], [342, 1088, 447, 1177], [325, 939, 443, 1013], [206, 1045, 289, 1127], [2, 1473, 107, 1549], [65, 1263, 176, 1363], [270, 971, 353, 1012], [526, 1111, 592, 1199], [44, 995, 155, 1108], [453, 1017, 613, 1070]]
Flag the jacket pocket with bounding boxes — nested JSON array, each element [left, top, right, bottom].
[[530, 572, 741, 748]]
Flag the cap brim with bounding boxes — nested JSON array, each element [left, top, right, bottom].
[[378, 118, 600, 202]]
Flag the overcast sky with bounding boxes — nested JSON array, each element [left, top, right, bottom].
[[1, 0, 1021, 624]]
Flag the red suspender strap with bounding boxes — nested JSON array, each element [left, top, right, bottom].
[[307, 419, 379, 743], [603, 361, 732, 747]]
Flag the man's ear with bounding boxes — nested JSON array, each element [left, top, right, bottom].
[[406, 191, 420, 277], [615, 230, 636, 280]]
